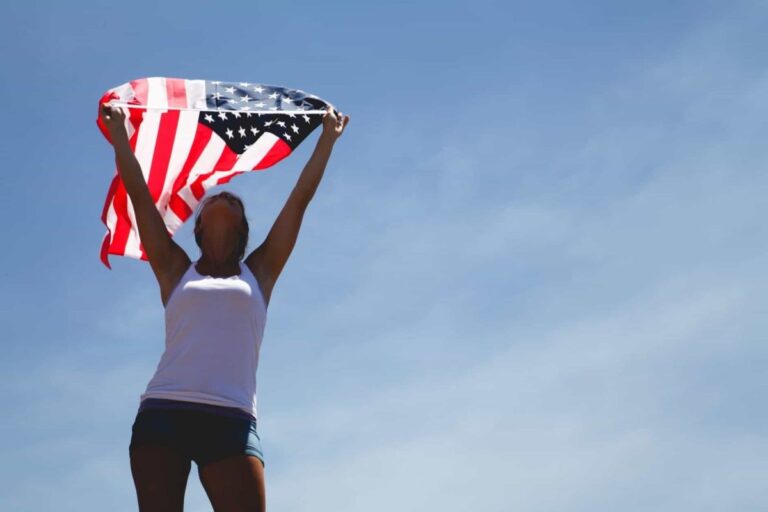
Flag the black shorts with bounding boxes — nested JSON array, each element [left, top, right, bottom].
[[129, 399, 264, 468]]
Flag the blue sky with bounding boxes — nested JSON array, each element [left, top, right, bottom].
[[2, 1, 767, 510]]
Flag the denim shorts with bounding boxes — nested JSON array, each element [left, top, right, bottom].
[[129, 398, 264, 468]]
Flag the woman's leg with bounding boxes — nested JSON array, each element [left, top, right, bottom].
[[130, 444, 192, 512], [198, 454, 266, 512]]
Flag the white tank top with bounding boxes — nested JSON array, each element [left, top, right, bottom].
[[139, 258, 268, 419]]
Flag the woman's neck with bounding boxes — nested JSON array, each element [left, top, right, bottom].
[[196, 255, 241, 277]]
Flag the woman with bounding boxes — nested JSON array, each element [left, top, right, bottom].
[[99, 101, 349, 511]]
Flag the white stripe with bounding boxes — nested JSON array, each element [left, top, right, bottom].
[[164, 207, 186, 233], [176, 135, 226, 212], [103, 174, 119, 249], [231, 133, 280, 171], [124, 77, 167, 258], [200, 133, 279, 191], [185, 79, 207, 109]]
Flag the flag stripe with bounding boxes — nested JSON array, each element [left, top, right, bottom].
[[201, 133, 281, 192], [166, 77, 188, 108], [126, 78, 166, 259], [167, 124, 215, 225], [160, 109, 201, 228], [175, 133, 228, 216], [254, 138, 292, 170], [185, 79, 207, 109], [190, 145, 239, 200]]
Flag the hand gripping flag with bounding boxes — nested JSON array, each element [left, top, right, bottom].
[[96, 76, 333, 269]]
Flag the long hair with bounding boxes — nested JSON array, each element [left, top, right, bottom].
[[194, 191, 249, 260]]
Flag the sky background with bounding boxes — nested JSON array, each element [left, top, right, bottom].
[[1, 1, 767, 510]]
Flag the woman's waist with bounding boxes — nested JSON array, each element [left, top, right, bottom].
[[138, 397, 256, 422]]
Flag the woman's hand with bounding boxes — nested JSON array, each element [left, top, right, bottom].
[[321, 105, 350, 142], [99, 103, 129, 144]]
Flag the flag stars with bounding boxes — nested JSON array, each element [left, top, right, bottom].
[[284, 133, 292, 141], [225, 86, 236, 94], [226, 128, 234, 139], [252, 85, 265, 94], [250, 126, 259, 135], [240, 94, 251, 103], [268, 92, 279, 99], [238, 126, 246, 137], [302, 114, 311, 123], [218, 111, 228, 120], [282, 96, 293, 104], [204, 114, 214, 123], [277, 120, 286, 128], [233, 112, 241, 119], [291, 124, 299, 133]]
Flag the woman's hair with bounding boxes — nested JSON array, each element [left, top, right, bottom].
[[194, 190, 249, 260]]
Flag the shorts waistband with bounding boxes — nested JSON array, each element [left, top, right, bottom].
[[138, 398, 257, 422]]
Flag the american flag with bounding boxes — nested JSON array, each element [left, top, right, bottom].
[[96, 76, 332, 269]]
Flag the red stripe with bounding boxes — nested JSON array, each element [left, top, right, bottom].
[[215, 170, 245, 186], [100, 173, 120, 225], [168, 193, 192, 222], [166, 124, 215, 222], [213, 139, 292, 186], [166, 77, 188, 107], [109, 179, 131, 259], [190, 145, 238, 200], [146, 112, 178, 203], [254, 138, 292, 170], [138, 79, 189, 261], [100, 233, 112, 269], [98, 173, 121, 268], [139, 109, 177, 262]]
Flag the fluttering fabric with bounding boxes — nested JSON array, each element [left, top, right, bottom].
[[96, 76, 331, 268]]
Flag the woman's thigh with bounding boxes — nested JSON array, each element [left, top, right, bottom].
[[130, 444, 192, 512], [198, 454, 266, 512]]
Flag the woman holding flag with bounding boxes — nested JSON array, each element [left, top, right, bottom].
[[99, 100, 349, 512]]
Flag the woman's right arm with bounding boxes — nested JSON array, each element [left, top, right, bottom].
[[100, 104, 189, 303]]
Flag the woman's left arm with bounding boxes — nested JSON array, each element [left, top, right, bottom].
[[245, 106, 350, 300]]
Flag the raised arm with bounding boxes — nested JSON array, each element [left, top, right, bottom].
[[99, 104, 190, 304], [245, 106, 350, 305]]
